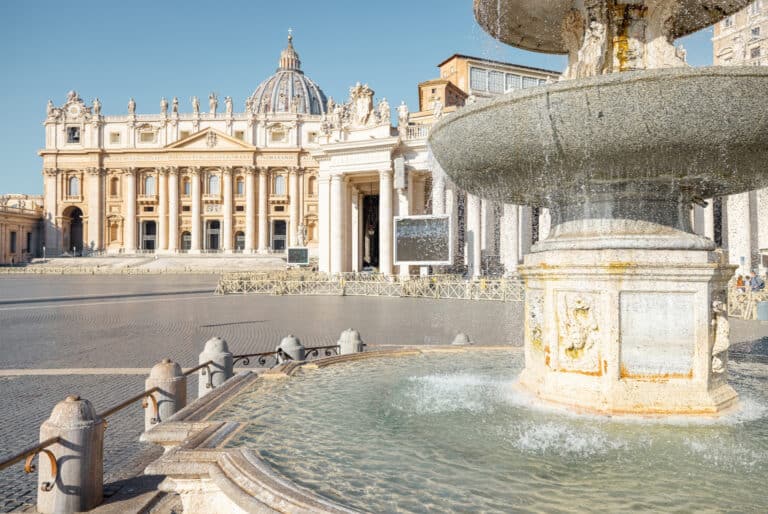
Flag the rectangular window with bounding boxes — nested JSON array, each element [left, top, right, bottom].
[[469, 67, 488, 91], [723, 16, 734, 28], [752, 27, 761, 38], [749, 1, 761, 15], [10, 232, 17, 253], [234, 130, 245, 141], [26, 232, 32, 252], [182, 205, 191, 212], [236, 205, 245, 212], [488, 71, 504, 93], [522, 76, 540, 89], [183, 180, 191, 196], [274, 205, 285, 212], [505, 73, 522, 91], [144, 206, 154, 213], [139, 132, 155, 143], [236, 180, 245, 195], [67, 127, 80, 143], [751, 46, 761, 59], [109, 132, 121, 144]]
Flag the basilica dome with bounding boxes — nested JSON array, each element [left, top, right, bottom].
[[249, 34, 328, 116]]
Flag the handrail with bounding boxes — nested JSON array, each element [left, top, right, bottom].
[[98, 386, 160, 425], [233, 345, 340, 367], [186, 360, 215, 389], [0, 436, 60, 492]]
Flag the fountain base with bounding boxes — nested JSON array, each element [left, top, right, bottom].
[[518, 246, 738, 416]]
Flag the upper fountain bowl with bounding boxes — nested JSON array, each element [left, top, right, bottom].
[[428, 66, 768, 206], [474, 0, 754, 54]]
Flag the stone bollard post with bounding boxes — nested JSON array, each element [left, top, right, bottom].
[[337, 329, 365, 355], [198, 337, 233, 398], [37, 395, 104, 514], [145, 358, 187, 431], [452, 333, 474, 345], [277, 335, 305, 363]]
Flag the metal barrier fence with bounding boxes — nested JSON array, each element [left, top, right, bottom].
[[729, 288, 768, 320], [215, 272, 526, 302]]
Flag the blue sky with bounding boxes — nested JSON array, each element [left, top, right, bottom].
[[0, 0, 715, 194]]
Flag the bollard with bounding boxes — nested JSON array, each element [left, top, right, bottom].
[[337, 329, 365, 355], [452, 333, 474, 345], [277, 335, 305, 363], [198, 337, 233, 398], [37, 395, 104, 514], [145, 358, 186, 431]]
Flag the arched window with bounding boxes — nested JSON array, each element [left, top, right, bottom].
[[274, 175, 286, 195], [145, 175, 156, 196], [236, 177, 245, 196], [110, 177, 119, 197], [307, 176, 317, 196], [182, 178, 191, 197], [68, 176, 80, 197], [209, 174, 220, 195]]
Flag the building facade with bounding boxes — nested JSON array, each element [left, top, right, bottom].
[[40, 35, 329, 256], [0, 194, 43, 264], [713, 0, 768, 275]]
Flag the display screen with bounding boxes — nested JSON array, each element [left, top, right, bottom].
[[287, 247, 309, 265], [394, 216, 451, 265]]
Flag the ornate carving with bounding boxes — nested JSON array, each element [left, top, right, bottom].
[[225, 96, 233, 115], [527, 290, 545, 356], [172, 97, 179, 115], [161, 97, 169, 115], [208, 92, 218, 115], [349, 82, 375, 128], [397, 101, 409, 128], [191, 96, 200, 115], [557, 293, 600, 372], [562, 9, 585, 79], [378, 97, 390, 125], [128, 98, 136, 115], [206, 131, 217, 148], [92, 98, 101, 115]]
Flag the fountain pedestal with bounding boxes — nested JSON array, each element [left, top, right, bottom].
[[519, 246, 738, 415]]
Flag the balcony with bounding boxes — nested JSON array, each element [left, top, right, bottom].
[[137, 194, 158, 204], [404, 125, 430, 141]]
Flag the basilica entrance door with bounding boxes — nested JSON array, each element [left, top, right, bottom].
[[141, 221, 157, 251], [206, 220, 221, 251], [362, 195, 379, 268], [63, 206, 84, 255], [272, 220, 286, 252]]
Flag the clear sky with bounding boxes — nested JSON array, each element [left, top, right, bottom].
[[0, 0, 715, 194]]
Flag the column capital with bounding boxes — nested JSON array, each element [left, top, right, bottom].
[[243, 165, 256, 175], [379, 168, 393, 176], [122, 167, 137, 176], [330, 174, 343, 183], [189, 166, 201, 176], [86, 167, 103, 176], [157, 166, 169, 176], [222, 166, 233, 176], [168, 166, 179, 176], [43, 168, 59, 177]]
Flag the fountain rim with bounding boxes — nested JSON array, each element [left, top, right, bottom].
[[429, 65, 768, 142], [473, 0, 753, 55]]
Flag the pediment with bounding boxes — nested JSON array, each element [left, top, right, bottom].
[[165, 128, 254, 150]]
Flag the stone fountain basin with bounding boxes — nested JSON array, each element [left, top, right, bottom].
[[429, 67, 768, 206], [474, 0, 754, 54]]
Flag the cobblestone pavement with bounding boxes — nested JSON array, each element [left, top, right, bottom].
[[0, 275, 523, 511]]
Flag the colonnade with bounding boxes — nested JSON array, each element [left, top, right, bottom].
[[43, 166, 309, 255]]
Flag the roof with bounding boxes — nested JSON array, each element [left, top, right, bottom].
[[436, 54, 561, 76]]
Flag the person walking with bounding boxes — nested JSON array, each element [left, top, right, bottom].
[[749, 271, 765, 292], [736, 275, 746, 292]]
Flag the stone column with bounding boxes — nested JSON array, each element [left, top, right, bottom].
[[245, 166, 256, 253], [398, 179, 410, 279], [222, 167, 233, 253], [145, 359, 186, 431], [467, 193, 482, 278], [190, 167, 202, 253], [726, 192, 754, 274], [519, 206, 533, 257], [318, 176, 331, 273], [198, 337, 233, 398], [351, 187, 360, 272], [289, 168, 299, 246], [758, 188, 768, 273], [258, 168, 269, 252], [86, 168, 102, 252], [124, 168, 137, 252], [158, 168, 168, 251], [500, 204, 520, 275], [481, 199, 498, 257], [432, 170, 446, 215], [412, 175, 426, 215], [446, 185, 460, 266], [43, 168, 59, 254], [538, 207, 551, 242], [379, 169, 394, 276], [330, 174, 344, 274], [167, 167, 179, 252]]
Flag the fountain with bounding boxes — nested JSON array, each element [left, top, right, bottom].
[[429, 0, 768, 416], [141, 3, 768, 512]]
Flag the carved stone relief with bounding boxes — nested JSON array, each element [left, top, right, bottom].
[[557, 293, 601, 372]]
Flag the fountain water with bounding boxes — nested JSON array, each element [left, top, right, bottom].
[[429, 0, 768, 416]]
